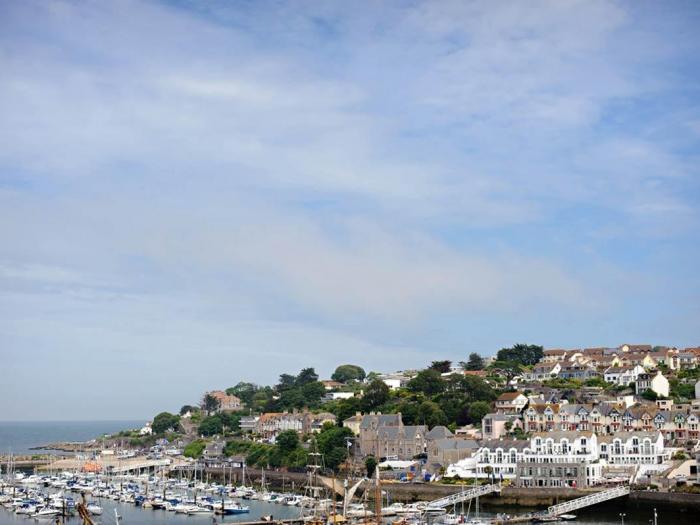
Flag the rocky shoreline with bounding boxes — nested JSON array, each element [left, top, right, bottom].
[[27, 441, 100, 453]]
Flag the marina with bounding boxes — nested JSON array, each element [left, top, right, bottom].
[[0, 463, 653, 525]]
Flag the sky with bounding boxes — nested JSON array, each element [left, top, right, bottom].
[[0, 0, 699, 421]]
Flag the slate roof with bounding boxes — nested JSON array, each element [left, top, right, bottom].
[[426, 426, 454, 440], [597, 431, 662, 443], [478, 439, 530, 451], [360, 414, 401, 430], [433, 438, 479, 451]]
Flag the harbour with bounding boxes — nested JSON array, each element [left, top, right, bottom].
[[1, 462, 696, 525]]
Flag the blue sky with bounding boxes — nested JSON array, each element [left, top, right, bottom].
[[0, 0, 699, 420]]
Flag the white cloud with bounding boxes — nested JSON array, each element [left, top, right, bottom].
[[1, 0, 698, 419]]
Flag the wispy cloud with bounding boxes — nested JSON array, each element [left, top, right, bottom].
[[1, 0, 699, 419]]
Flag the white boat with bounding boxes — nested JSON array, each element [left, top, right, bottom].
[[31, 508, 61, 520], [345, 504, 374, 518], [87, 503, 103, 515], [285, 495, 304, 506], [187, 506, 215, 515], [15, 504, 37, 515], [173, 503, 191, 513]]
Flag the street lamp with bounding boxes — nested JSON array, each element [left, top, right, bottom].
[[620, 513, 626, 525]]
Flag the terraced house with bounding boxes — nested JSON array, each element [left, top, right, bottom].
[[523, 401, 700, 442]]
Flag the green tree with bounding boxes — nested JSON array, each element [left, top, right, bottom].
[[277, 374, 297, 391], [225, 382, 259, 406], [316, 424, 354, 470], [641, 389, 658, 401], [461, 353, 485, 371], [488, 360, 524, 380], [416, 400, 447, 427], [332, 365, 367, 383], [183, 440, 206, 459], [670, 379, 695, 400], [365, 456, 378, 477], [496, 344, 544, 366], [430, 360, 452, 373], [362, 379, 390, 411], [296, 367, 319, 386], [203, 393, 221, 415], [467, 401, 491, 423], [585, 376, 607, 388], [179, 405, 198, 416], [276, 430, 299, 454], [251, 387, 274, 412], [407, 369, 445, 396], [152, 412, 181, 434], [301, 381, 326, 405], [330, 396, 363, 423], [198, 415, 224, 436], [443, 374, 496, 402]]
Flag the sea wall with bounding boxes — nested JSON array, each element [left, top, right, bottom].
[[628, 491, 700, 511], [198, 468, 700, 510]]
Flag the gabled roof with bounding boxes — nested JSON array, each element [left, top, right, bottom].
[[526, 403, 561, 414], [533, 430, 593, 440], [544, 349, 568, 355], [360, 413, 401, 429], [497, 391, 525, 401], [432, 438, 478, 451], [426, 426, 454, 440]]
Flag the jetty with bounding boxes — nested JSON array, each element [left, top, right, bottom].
[[427, 484, 501, 508], [545, 485, 631, 517]]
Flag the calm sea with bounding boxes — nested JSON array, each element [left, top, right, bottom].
[[0, 421, 144, 455]]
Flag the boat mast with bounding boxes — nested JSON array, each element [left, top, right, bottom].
[[374, 466, 381, 525]]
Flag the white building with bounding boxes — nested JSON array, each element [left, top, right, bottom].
[[445, 439, 528, 480], [324, 391, 356, 401], [604, 365, 645, 386], [380, 373, 411, 390], [598, 432, 667, 465], [494, 392, 529, 414], [446, 431, 666, 488], [517, 431, 602, 488], [139, 422, 153, 435], [636, 371, 670, 398]]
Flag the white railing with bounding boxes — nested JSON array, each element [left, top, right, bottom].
[[427, 484, 500, 508], [546, 485, 630, 515]]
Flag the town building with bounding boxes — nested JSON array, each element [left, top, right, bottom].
[[597, 432, 667, 465], [494, 392, 528, 413], [636, 371, 670, 398], [356, 412, 426, 460], [202, 390, 242, 412], [239, 415, 259, 433], [603, 365, 645, 386], [524, 363, 561, 381], [515, 432, 601, 488], [343, 413, 364, 435], [482, 413, 523, 439]]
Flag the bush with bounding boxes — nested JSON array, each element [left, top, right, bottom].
[[152, 412, 181, 434], [183, 440, 206, 459]]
